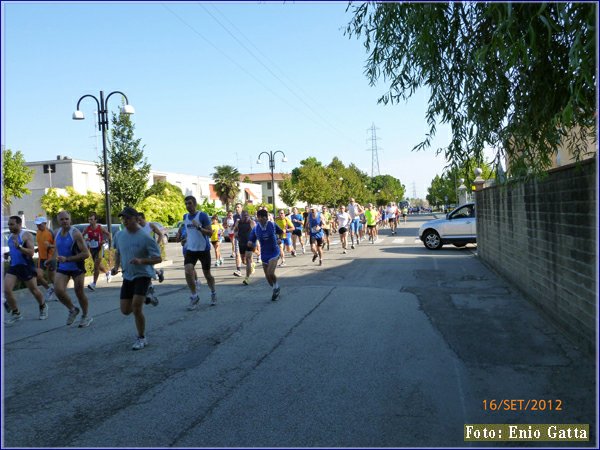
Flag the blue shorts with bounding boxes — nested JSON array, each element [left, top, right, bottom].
[[261, 249, 280, 265], [7, 264, 36, 282], [282, 233, 292, 246], [350, 218, 360, 234]]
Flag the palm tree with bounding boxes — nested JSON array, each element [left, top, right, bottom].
[[212, 165, 241, 211]]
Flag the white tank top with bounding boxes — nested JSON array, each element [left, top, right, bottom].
[[184, 211, 209, 252]]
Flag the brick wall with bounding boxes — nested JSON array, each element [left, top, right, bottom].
[[476, 158, 597, 353]]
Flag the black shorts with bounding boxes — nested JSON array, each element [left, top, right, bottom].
[[338, 227, 348, 234], [7, 264, 37, 281], [57, 269, 86, 278], [38, 259, 57, 271], [388, 217, 397, 223], [292, 229, 303, 237], [90, 247, 103, 260], [310, 236, 323, 247], [120, 277, 152, 299], [184, 250, 211, 271], [367, 225, 376, 229], [323, 229, 330, 236], [238, 241, 253, 253]]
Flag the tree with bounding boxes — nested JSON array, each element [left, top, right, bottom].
[[426, 159, 493, 207], [278, 174, 300, 208], [2, 148, 34, 209], [137, 181, 187, 225], [40, 187, 104, 223], [346, 3, 596, 176], [97, 111, 150, 218], [212, 165, 240, 211]]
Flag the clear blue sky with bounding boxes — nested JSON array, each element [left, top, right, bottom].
[[2, 1, 474, 199]]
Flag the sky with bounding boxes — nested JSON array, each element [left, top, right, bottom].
[[2, 1, 481, 199]]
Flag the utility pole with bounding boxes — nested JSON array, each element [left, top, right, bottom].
[[412, 181, 417, 199], [366, 123, 381, 177]]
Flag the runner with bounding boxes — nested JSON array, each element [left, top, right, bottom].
[[223, 211, 236, 258], [386, 202, 398, 235], [247, 209, 284, 301], [111, 207, 162, 350], [52, 210, 93, 327], [402, 205, 409, 224], [274, 209, 295, 266], [336, 205, 352, 254], [210, 214, 224, 267], [232, 203, 244, 277], [233, 210, 256, 285], [137, 212, 165, 283], [347, 198, 363, 249], [321, 206, 332, 251], [84, 212, 112, 291], [290, 207, 306, 255], [307, 207, 324, 266], [365, 203, 379, 243], [34, 216, 57, 301], [182, 196, 217, 309], [3, 216, 48, 324]]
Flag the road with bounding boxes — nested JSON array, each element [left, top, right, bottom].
[[3, 215, 596, 447]]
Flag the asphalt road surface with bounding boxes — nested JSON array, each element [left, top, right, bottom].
[[3, 215, 596, 447]]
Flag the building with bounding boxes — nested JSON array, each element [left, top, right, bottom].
[[3, 156, 262, 228], [239, 172, 288, 208]]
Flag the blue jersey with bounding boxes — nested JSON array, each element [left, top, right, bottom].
[[7, 231, 34, 267], [290, 213, 304, 230], [55, 227, 85, 271], [307, 213, 324, 238], [249, 221, 283, 260]]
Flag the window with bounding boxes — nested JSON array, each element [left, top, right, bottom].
[[267, 181, 272, 190], [267, 196, 273, 204]]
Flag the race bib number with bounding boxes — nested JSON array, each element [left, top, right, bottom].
[[88, 239, 99, 249]]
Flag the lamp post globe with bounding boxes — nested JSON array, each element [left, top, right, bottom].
[[257, 150, 286, 215]]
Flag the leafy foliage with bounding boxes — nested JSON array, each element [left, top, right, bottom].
[[426, 159, 494, 206], [2, 148, 34, 208], [97, 111, 151, 217], [212, 165, 241, 212], [137, 181, 187, 225], [40, 187, 105, 223], [346, 2, 597, 176]]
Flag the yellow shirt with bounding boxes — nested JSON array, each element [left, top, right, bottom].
[[210, 223, 224, 242], [275, 217, 293, 233]]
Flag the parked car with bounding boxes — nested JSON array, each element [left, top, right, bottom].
[[2, 228, 38, 260], [167, 221, 184, 242], [418, 203, 476, 250]]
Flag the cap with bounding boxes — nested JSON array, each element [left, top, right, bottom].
[[118, 206, 139, 218], [34, 216, 47, 225]]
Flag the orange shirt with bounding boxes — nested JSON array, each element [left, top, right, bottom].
[[36, 228, 55, 260]]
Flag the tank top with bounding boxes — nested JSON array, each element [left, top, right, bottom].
[[7, 231, 34, 267], [183, 211, 210, 252], [84, 224, 104, 248], [55, 227, 85, 271]]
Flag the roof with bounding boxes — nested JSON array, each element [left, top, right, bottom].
[[239, 173, 287, 183], [244, 188, 259, 199]]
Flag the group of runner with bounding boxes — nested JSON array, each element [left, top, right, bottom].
[[3, 195, 410, 351]]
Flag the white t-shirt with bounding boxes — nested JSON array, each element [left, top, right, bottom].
[[336, 212, 351, 228]]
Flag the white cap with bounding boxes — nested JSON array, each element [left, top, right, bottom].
[[34, 216, 47, 225]]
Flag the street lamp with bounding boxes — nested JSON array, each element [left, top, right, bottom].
[[256, 150, 287, 215], [73, 91, 135, 236]]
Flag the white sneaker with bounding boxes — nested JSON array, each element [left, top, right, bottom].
[[44, 286, 55, 302], [87, 283, 96, 291], [132, 336, 147, 350], [188, 294, 200, 311], [78, 315, 93, 328], [106, 272, 112, 283], [39, 303, 49, 320]]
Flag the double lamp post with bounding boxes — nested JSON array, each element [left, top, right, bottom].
[[73, 91, 135, 235], [257, 150, 287, 215]]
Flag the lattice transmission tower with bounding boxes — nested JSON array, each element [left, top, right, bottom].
[[366, 123, 381, 177]]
